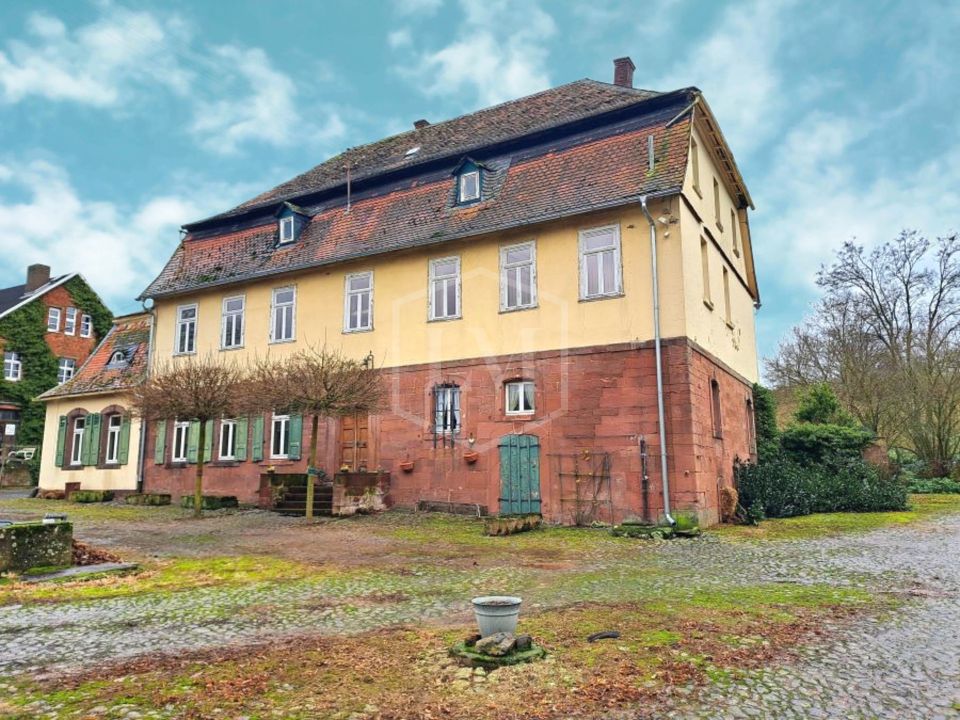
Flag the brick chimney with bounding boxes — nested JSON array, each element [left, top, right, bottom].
[[414, 119, 430, 130], [613, 56, 635, 88], [25, 264, 51, 293]]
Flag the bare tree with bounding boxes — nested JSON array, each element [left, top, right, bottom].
[[247, 346, 384, 518], [768, 231, 960, 475], [132, 356, 247, 517]]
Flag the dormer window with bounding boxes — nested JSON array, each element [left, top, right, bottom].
[[459, 170, 480, 203], [279, 216, 295, 244], [108, 350, 127, 366]]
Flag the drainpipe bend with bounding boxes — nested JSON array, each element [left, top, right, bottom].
[[640, 196, 675, 526]]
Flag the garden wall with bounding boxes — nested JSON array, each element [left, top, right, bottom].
[[0, 521, 73, 573]]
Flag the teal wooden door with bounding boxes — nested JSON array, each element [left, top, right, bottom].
[[499, 434, 541, 514]]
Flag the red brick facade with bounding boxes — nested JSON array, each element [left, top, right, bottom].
[[41, 286, 99, 365], [142, 338, 755, 526]]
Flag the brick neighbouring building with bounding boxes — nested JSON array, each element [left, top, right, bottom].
[[139, 58, 762, 526], [0, 265, 113, 481]]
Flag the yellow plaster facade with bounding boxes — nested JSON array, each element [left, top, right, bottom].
[[39, 393, 142, 492], [152, 152, 758, 383]]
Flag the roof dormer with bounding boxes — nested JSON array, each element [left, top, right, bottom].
[[274, 202, 310, 246], [451, 157, 486, 206]]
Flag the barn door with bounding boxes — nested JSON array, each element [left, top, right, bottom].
[[340, 414, 369, 471], [499, 434, 541, 515]]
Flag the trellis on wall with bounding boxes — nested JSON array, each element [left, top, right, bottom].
[[551, 450, 614, 526]]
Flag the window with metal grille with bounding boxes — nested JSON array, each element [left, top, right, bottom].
[[433, 384, 461, 436]]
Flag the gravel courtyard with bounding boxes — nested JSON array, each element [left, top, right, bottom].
[[2, 497, 959, 718]]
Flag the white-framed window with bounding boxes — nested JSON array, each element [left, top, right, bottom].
[[279, 216, 295, 244], [723, 266, 733, 326], [80, 314, 93, 338], [70, 416, 85, 466], [219, 419, 237, 461], [64, 307, 78, 335], [429, 257, 461, 320], [271, 414, 290, 458], [47, 307, 61, 332], [433, 384, 461, 435], [459, 170, 480, 203], [701, 238, 712, 307], [108, 350, 127, 366], [344, 272, 373, 332], [270, 287, 296, 342], [505, 380, 535, 415], [57, 358, 75, 384], [221, 295, 245, 349], [731, 209, 740, 256], [690, 136, 701, 194], [175, 304, 197, 355], [500, 241, 537, 311], [172, 420, 190, 462], [713, 177, 722, 228], [105, 415, 123, 465], [579, 225, 622, 299], [3, 351, 22, 382]]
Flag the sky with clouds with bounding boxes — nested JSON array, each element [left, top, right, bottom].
[[1, 0, 958, 365]]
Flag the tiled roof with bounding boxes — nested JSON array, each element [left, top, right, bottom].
[[0, 274, 73, 319], [39, 314, 151, 400], [142, 90, 693, 299], [208, 79, 664, 223]]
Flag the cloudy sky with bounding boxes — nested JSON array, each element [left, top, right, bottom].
[[1, 0, 958, 362]]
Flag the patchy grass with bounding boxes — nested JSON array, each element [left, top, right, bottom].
[[0, 497, 187, 523], [716, 494, 960, 542], [0, 555, 317, 606], [3, 582, 880, 720]]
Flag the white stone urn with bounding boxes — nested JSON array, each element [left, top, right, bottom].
[[471, 595, 522, 637]]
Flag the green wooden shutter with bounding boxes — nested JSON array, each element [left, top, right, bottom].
[[83, 413, 102, 466], [203, 420, 214, 463], [187, 420, 200, 463], [118, 416, 132, 465], [252, 416, 264, 462], [154, 420, 167, 464], [288, 414, 303, 460], [235, 418, 248, 461], [55, 415, 67, 467]]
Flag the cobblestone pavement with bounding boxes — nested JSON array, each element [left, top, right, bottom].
[[669, 514, 960, 719], [3, 512, 960, 718]]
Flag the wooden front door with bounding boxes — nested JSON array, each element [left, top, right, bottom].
[[340, 414, 369, 471], [499, 434, 541, 515]]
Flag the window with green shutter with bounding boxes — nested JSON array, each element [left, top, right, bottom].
[[252, 416, 264, 462], [288, 414, 303, 460], [187, 420, 200, 463], [235, 417, 249, 461], [154, 420, 167, 464], [118, 416, 132, 465], [203, 419, 213, 463], [82, 413, 102, 466], [55, 415, 67, 467]]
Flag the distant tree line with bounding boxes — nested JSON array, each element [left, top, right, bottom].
[[767, 230, 960, 477]]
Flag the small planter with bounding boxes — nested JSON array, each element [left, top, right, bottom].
[[472, 595, 522, 637], [399, 460, 415, 473], [463, 451, 479, 465]]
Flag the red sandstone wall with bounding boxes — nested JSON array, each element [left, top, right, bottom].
[[142, 340, 754, 525]]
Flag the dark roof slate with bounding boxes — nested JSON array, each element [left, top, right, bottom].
[[39, 314, 151, 400], [0, 283, 26, 316]]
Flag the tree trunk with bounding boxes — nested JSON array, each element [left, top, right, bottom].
[[194, 420, 205, 519], [305, 414, 319, 519]]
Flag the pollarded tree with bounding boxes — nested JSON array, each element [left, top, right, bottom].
[[132, 356, 247, 517], [247, 346, 384, 518]]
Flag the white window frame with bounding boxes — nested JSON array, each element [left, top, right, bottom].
[[3, 351, 22, 382], [279, 216, 295, 244], [80, 313, 93, 338], [271, 414, 290, 459], [70, 417, 85, 466], [270, 286, 296, 343], [64, 307, 78, 336], [105, 414, 123, 465], [578, 224, 623, 299], [434, 385, 461, 435], [47, 307, 61, 332], [500, 241, 537, 311], [175, 304, 198, 356], [221, 295, 245, 350], [505, 380, 535, 415], [343, 271, 374, 333], [57, 358, 75, 385], [108, 350, 127, 366], [459, 170, 480, 203], [219, 419, 237, 461], [428, 256, 461, 321], [172, 421, 190, 463]]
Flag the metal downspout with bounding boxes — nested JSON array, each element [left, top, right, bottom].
[[136, 301, 157, 493], [640, 196, 675, 525]]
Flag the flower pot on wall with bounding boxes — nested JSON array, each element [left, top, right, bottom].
[[464, 451, 479, 464], [399, 460, 415, 473]]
